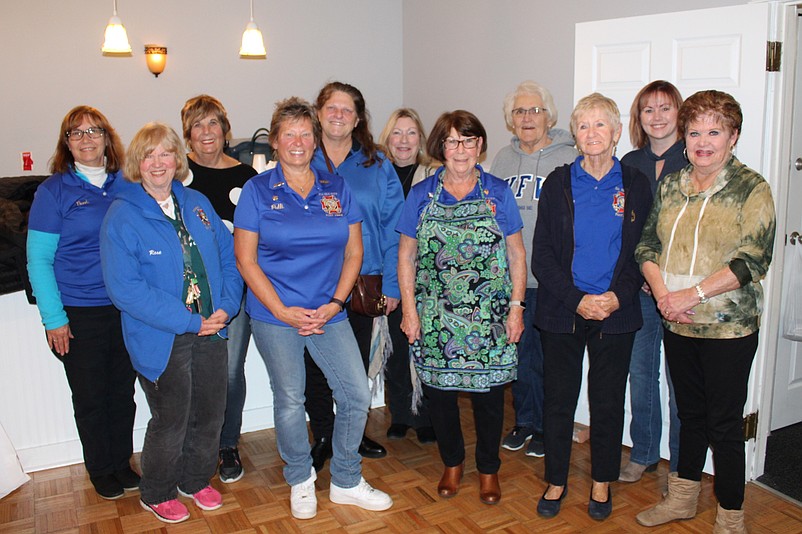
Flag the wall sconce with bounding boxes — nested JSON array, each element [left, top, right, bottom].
[[144, 45, 167, 77], [101, 0, 132, 55], [240, 0, 267, 58]]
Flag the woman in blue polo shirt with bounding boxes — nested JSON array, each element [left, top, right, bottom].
[[234, 97, 393, 520], [532, 93, 652, 521], [27, 105, 138, 500]]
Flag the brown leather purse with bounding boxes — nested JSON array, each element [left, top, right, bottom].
[[350, 274, 386, 317]]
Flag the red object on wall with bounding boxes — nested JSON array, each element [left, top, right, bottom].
[[22, 152, 34, 171]]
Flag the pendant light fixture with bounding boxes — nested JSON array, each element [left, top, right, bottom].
[[101, 0, 132, 55], [240, 0, 267, 59]]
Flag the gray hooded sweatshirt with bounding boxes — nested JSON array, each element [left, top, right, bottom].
[[491, 128, 577, 288]]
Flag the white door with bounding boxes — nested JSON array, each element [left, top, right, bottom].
[[573, 4, 771, 467], [770, 13, 802, 432]]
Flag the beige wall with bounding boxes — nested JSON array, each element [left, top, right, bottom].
[[0, 0, 402, 176], [401, 0, 746, 166]]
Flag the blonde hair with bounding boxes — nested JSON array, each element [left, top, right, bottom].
[[377, 108, 431, 166], [124, 122, 189, 183], [569, 93, 621, 138]]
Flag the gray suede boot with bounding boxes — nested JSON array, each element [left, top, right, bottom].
[[712, 504, 747, 534], [636, 472, 701, 527]]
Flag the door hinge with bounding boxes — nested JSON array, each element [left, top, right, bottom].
[[767, 41, 782, 72], [743, 412, 758, 441]]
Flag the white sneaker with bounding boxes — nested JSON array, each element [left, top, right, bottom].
[[329, 477, 393, 511], [290, 468, 317, 520]]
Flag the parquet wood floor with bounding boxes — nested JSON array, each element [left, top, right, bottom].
[[3, 390, 801, 533]]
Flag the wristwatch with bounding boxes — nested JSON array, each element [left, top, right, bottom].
[[694, 284, 709, 304], [509, 300, 526, 309]]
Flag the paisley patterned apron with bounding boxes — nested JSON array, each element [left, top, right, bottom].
[[412, 173, 517, 392]]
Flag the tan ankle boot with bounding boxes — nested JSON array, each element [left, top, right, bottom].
[[713, 504, 747, 534], [636, 472, 701, 527]]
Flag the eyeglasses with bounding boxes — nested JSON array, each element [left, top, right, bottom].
[[66, 127, 106, 140], [443, 136, 479, 150], [512, 107, 548, 118]]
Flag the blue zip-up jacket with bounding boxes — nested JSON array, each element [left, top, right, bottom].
[[312, 144, 404, 299], [100, 180, 242, 381], [533, 162, 652, 334]]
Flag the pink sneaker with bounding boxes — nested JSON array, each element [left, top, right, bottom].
[[140, 499, 190, 523], [178, 485, 223, 511]]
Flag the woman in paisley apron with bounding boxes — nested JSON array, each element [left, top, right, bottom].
[[397, 110, 526, 505]]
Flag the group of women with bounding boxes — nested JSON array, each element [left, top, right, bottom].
[[27, 77, 775, 532]]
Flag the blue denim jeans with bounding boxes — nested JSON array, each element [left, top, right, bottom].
[[220, 294, 250, 449], [510, 288, 544, 433], [251, 319, 370, 488], [628, 292, 680, 470], [138, 334, 228, 505]]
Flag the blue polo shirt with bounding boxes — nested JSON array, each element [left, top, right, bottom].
[[571, 157, 624, 294], [28, 168, 130, 309], [396, 166, 523, 238], [234, 165, 363, 326]]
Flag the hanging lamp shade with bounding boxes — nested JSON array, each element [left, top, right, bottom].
[[101, 1, 132, 55], [240, 0, 266, 58]]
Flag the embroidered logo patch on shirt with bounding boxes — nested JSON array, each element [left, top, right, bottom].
[[484, 198, 497, 216], [194, 207, 211, 229], [321, 193, 342, 216], [612, 190, 625, 216]]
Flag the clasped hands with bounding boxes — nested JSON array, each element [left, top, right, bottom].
[[656, 287, 697, 324], [576, 291, 620, 321]]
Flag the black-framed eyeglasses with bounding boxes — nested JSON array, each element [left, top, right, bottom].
[[512, 107, 548, 118], [66, 127, 106, 140], [443, 136, 479, 150]]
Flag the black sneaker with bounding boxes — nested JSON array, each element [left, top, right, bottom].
[[113, 466, 141, 490], [502, 426, 534, 451], [219, 447, 244, 483], [90, 473, 124, 500], [525, 432, 545, 457]]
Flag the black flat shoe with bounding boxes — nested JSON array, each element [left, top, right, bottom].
[[415, 426, 436, 444], [310, 436, 333, 472], [588, 486, 612, 521], [537, 485, 567, 518], [113, 466, 141, 491], [358, 435, 387, 458], [386, 423, 411, 440], [90, 473, 125, 500]]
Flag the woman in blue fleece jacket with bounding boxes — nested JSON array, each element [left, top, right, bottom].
[[303, 81, 405, 466], [100, 123, 242, 524]]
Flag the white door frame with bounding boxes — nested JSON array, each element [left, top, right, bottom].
[[751, 0, 800, 480]]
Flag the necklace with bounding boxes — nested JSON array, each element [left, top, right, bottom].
[[288, 170, 314, 194]]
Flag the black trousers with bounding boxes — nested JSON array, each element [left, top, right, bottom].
[[664, 329, 758, 510], [541, 317, 634, 486], [423, 383, 505, 474], [305, 304, 432, 439], [59, 305, 137, 477]]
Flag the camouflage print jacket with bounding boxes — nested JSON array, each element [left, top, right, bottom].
[[635, 156, 776, 339]]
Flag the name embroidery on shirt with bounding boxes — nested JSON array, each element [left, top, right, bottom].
[[149, 250, 162, 256], [75, 199, 89, 207], [321, 193, 343, 216], [612, 190, 625, 217]]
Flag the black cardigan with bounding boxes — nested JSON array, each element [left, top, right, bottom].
[[532, 162, 653, 334]]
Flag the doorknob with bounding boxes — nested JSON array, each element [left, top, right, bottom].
[[791, 231, 800, 245], [796, 158, 802, 171]]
